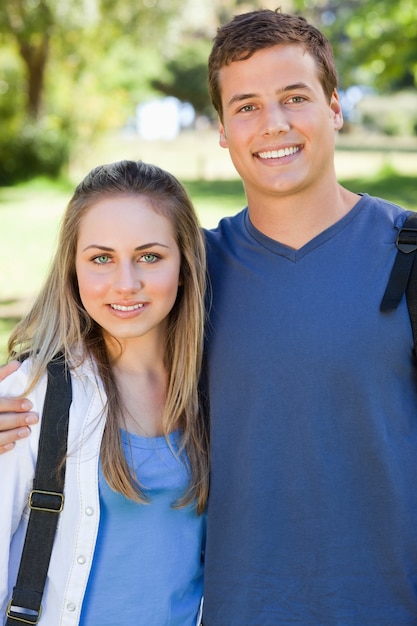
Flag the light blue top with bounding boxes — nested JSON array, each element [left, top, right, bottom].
[[79, 430, 205, 625]]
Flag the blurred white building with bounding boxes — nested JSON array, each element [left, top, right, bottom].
[[136, 97, 195, 140]]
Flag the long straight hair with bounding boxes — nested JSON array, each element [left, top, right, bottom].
[[9, 160, 209, 513]]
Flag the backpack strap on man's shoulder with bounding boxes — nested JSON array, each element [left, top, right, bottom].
[[380, 212, 417, 356], [6, 355, 72, 625], [381, 212, 417, 312]]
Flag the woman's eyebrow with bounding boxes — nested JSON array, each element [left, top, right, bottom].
[[81, 242, 169, 252]]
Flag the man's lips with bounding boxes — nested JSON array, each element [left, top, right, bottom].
[[256, 145, 301, 159]]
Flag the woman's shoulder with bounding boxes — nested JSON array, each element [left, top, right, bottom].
[[0, 353, 105, 414], [0, 358, 47, 400]]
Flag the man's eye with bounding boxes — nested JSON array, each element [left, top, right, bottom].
[[93, 255, 110, 264], [239, 104, 254, 113]]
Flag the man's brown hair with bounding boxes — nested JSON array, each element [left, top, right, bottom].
[[208, 9, 338, 121]]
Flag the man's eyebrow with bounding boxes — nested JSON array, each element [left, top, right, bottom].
[[81, 243, 169, 252], [226, 93, 258, 108], [279, 82, 313, 93], [226, 82, 313, 108]]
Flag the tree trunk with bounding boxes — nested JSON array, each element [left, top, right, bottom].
[[3, 0, 52, 120], [18, 35, 49, 119]]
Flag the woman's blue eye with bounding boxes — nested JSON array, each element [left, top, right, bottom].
[[94, 255, 110, 264], [141, 253, 158, 263]]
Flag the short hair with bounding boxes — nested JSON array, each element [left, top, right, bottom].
[[208, 9, 338, 121]]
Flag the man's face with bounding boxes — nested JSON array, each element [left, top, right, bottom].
[[217, 44, 343, 206]]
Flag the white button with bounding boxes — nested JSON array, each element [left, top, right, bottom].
[[67, 603, 76, 612], [85, 507, 94, 516], [77, 555, 86, 564]]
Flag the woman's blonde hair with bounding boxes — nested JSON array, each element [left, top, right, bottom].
[[9, 160, 209, 513]]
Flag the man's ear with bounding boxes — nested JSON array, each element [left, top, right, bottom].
[[330, 90, 344, 131], [219, 119, 228, 148]]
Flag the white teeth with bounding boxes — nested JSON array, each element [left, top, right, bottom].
[[258, 146, 299, 159], [110, 303, 144, 311]]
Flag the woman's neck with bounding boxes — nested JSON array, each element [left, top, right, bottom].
[[107, 333, 169, 438], [113, 363, 168, 438]]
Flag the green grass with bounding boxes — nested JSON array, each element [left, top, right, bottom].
[[0, 179, 72, 302], [0, 318, 16, 362], [0, 167, 416, 364], [183, 178, 246, 226], [342, 168, 417, 211]]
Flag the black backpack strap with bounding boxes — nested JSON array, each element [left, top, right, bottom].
[[6, 356, 72, 625], [380, 212, 417, 357], [381, 212, 417, 312], [406, 242, 417, 358]]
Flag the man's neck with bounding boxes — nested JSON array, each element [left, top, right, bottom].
[[247, 184, 360, 250]]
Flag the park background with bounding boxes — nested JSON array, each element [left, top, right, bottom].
[[1, 0, 417, 362]]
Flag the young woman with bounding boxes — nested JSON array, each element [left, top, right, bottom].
[[0, 160, 208, 625]]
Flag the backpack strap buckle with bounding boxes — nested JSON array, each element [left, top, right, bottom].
[[28, 489, 64, 513], [6, 599, 41, 624], [396, 226, 417, 254]]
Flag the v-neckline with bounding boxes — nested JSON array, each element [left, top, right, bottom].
[[244, 195, 366, 263]]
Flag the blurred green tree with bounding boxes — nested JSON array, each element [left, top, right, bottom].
[[0, 0, 53, 119], [293, 0, 417, 91], [0, 0, 183, 120], [147, 0, 272, 118], [0, 0, 182, 182], [150, 39, 212, 117]]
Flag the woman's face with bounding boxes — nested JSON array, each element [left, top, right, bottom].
[[75, 194, 181, 350]]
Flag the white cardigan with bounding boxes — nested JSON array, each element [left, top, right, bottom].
[[0, 357, 107, 626]]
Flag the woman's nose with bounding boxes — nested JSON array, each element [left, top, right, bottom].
[[114, 262, 142, 293]]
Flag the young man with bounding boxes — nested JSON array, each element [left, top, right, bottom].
[[1, 9, 417, 625], [201, 10, 417, 625]]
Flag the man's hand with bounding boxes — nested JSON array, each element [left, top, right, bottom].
[[0, 361, 38, 453]]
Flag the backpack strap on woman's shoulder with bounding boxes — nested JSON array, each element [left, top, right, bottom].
[[6, 355, 72, 625]]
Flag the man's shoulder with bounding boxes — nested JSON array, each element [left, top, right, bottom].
[[352, 193, 412, 234], [203, 208, 247, 242], [359, 192, 409, 215]]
